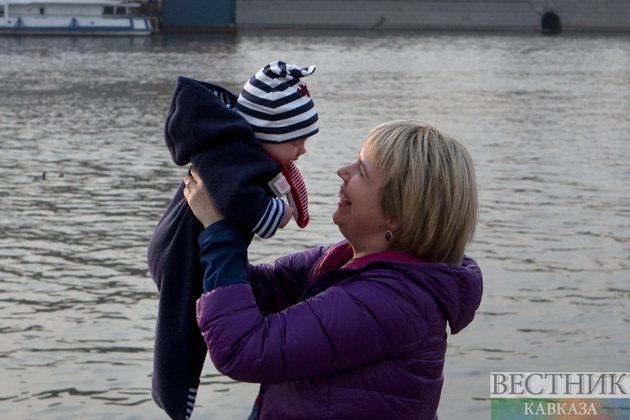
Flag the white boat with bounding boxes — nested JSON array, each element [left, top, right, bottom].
[[0, 0, 154, 36]]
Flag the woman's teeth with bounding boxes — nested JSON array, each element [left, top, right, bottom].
[[339, 190, 351, 204]]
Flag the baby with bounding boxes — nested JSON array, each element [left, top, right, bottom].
[[148, 61, 318, 420], [165, 61, 318, 241]]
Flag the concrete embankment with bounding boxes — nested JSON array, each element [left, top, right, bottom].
[[235, 0, 630, 32]]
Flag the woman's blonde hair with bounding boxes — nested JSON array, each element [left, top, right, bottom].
[[364, 120, 478, 266]]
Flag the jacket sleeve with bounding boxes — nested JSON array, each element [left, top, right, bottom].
[[199, 220, 325, 313], [246, 245, 327, 315], [196, 222, 430, 385], [191, 142, 284, 236]]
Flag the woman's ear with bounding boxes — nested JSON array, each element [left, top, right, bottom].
[[387, 218, 398, 230]]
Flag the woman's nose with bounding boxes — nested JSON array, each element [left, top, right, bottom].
[[337, 165, 350, 181]]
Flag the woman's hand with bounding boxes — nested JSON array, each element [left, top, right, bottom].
[[183, 166, 224, 228]]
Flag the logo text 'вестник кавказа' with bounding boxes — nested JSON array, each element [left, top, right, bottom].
[[490, 372, 630, 419]]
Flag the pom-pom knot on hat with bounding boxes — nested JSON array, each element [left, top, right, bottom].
[[236, 61, 319, 143]]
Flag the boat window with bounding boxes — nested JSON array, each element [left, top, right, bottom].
[[103, 6, 114, 15], [0, 6, 4, 18], [115, 6, 126, 15], [40, 7, 45, 14]]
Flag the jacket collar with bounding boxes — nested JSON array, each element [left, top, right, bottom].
[[310, 240, 423, 283], [305, 240, 483, 336]]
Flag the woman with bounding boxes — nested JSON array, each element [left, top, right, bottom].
[[183, 120, 483, 420]]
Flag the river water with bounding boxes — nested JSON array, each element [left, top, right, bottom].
[[0, 31, 629, 419]]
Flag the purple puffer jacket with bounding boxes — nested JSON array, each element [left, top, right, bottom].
[[196, 228, 483, 420]]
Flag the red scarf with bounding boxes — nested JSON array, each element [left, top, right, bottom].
[[310, 240, 424, 284], [266, 154, 309, 228]]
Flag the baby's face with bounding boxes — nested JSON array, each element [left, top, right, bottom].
[[261, 138, 307, 165]]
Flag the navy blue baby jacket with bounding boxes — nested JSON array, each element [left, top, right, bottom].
[[147, 77, 282, 419]]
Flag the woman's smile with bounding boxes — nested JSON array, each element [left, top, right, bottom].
[[338, 189, 351, 205]]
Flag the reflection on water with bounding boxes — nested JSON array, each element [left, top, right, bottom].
[[1, 32, 629, 419]]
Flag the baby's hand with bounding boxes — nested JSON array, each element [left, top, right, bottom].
[[279, 204, 295, 228]]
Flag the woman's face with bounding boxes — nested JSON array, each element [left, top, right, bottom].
[[333, 146, 391, 255]]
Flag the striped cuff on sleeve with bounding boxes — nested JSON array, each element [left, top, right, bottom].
[[250, 198, 285, 239]]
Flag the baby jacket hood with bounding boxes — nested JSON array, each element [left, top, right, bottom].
[[164, 76, 261, 166]]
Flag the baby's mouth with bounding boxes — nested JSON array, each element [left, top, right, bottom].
[[338, 189, 351, 205]]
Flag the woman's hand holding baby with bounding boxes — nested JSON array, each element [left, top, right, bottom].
[[183, 166, 224, 228]]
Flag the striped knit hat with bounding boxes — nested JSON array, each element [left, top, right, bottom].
[[236, 61, 319, 143]]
